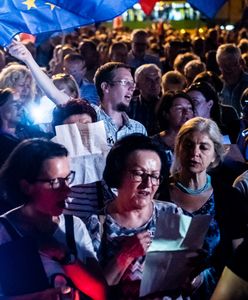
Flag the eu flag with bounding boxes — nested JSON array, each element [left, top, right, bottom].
[[46, 0, 138, 22], [188, 0, 228, 18], [0, 0, 95, 46]]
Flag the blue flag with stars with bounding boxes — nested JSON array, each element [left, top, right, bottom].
[[44, 0, 138, 22], [0, 0, 138, 47], [0, 0, 94, 46]]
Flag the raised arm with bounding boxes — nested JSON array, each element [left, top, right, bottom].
[[8, 40, 69, 105]]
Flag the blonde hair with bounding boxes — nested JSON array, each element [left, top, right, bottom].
[[0, 63, 35, 103]]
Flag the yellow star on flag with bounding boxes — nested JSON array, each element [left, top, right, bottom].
[[45, 2, 56, 10], [22, 0, 37, 10]]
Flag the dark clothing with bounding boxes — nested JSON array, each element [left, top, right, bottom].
[[127, 51, 161, 70], [128, 95, 160, 135], [219, 103, 240, 139], [220, 71, 248, 116], [16, 124, 52, 140], [0, 133, 20, 168], [227, 238, 248, 281]]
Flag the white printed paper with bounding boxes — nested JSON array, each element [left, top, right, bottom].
[[139, 213, 212, 297], [52, 121, 110, 183]]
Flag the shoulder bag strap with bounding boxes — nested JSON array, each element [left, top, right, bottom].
[[64, 214, 78, 257]]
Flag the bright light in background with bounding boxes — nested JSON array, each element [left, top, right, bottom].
[[133, 3, 141, 9], [226, 24, 234, 31], [30, 105, 44, 124], [198, 28, 204, 34], [180, 29, 186, 34], [29, 96, 56, 124]]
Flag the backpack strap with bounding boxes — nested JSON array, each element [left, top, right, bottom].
[[64, 214, 78, 257], [0, 216, 21, 240]]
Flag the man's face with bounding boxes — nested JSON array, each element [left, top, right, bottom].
[[0, 100, 22, 127], [137, 70, 161, 100], [104, 68, 135, 112], [218, 55, 242, 85], [131, 35, 147, 59]]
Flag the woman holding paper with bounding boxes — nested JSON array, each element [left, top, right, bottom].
[[87, 134, 205, 299], [167, 117, 246, 299]]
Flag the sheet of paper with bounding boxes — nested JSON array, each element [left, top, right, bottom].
[[52, 120, 109, 157], [52, 121, 110, 184], [140, 213, 212, 297]]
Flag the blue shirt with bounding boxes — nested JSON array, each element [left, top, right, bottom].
[[79, 79, 99, 105]]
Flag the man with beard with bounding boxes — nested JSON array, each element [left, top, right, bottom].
[[8, 42, 146, 146], [93, 62, 147, 146], [128, 64, 162, 135]]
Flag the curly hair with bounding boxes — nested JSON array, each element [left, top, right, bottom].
[[0, 63, 35, 103]]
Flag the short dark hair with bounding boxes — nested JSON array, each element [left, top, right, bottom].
[[0, 88, 15, 128], [0, 139, 68, 206], [103, 134, 164, 188], [156, 90, 194, 130], [52, 99, 97, 128], [187, 81, 221, 124], [94, 62, 131, 100], [193, 71, 223, 93]]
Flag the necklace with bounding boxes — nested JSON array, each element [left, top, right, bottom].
[[175, 174, 212, 195]]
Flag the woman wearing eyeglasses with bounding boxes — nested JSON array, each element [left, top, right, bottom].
[[0, 139, 107, 300], [86, 134, 202, 299]]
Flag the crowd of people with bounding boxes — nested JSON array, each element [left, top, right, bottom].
[[0, 22, 247, 299]]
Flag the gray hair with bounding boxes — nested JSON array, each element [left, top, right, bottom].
[[216, 43, 242, 64], [134, 63, 161, 83], [171, 117, 225, 176]]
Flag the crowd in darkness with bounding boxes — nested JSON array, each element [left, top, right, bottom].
[[0, 22, 247, 299]]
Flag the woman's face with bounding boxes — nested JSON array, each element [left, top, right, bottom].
[[118, 150, 161, 209], [179, 131, 216, 175], [24, 156, 71, 216], [187, 90, 213, 118], [166, 97, 194, 129], [15, 77, 32, 101], [63, 113, 93, 125]]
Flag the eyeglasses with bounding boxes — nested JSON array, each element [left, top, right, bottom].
[[35, 170, 75, 190], [128, 170, 162, 186], [109, 79, 136, 89]]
